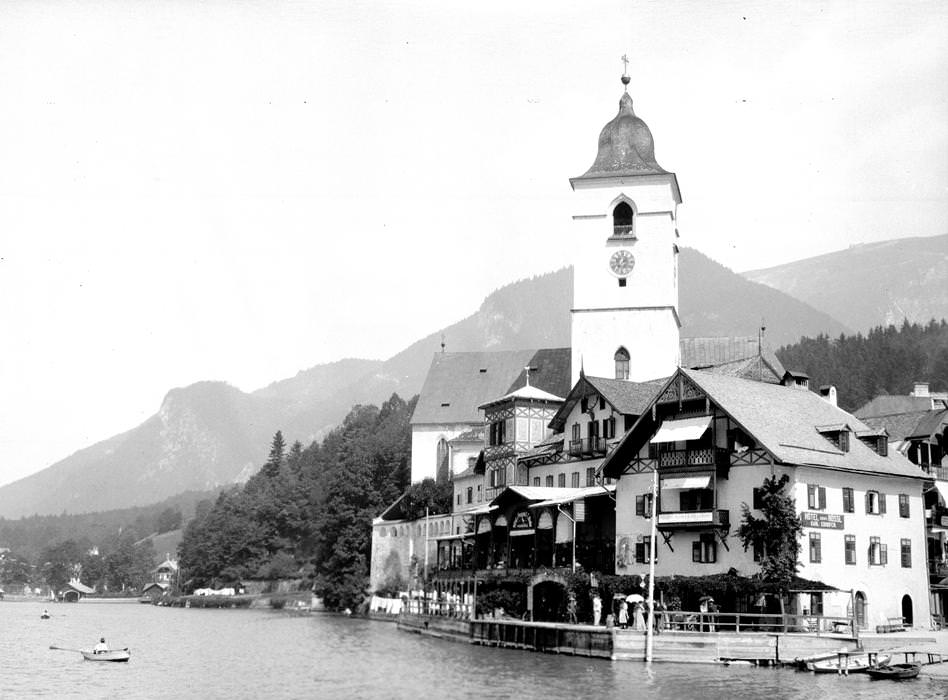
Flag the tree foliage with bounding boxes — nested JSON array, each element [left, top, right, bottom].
[[401, 478, 453, 520], [737, 475, 802, 590], [777, 319, 948, 410], [178, 393, 417, 610]]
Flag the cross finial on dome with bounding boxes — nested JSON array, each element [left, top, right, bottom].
[[620, 54, 631, 89]]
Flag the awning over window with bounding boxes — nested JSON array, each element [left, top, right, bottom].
[[935, 481, 948, 507], [661, 475, 712, 490], [649, 416, 712, 444], [509, 528, 535, 537], [527, 484, 616, 509]]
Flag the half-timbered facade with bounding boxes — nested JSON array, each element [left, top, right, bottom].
[[602, 367, 932, 629]]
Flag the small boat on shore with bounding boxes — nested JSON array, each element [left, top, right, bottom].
[[807, 653, 889, 674], [866, 662, 921, 680], [80, 648, 130, 663]]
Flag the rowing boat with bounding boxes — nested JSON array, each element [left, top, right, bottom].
[[807, 653, 889, 673], [866, 663, 921, 680], [80, 648, 130, 663]]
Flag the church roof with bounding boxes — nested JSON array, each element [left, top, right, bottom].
[[573, 90, 669, 181], [412, 338, 783, 427], [410, 349, 572, 425]]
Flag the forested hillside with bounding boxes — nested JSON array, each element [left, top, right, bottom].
[[178, 393, 449, 609], [0, 490, 213, 594], [776, 320, 948, 411]]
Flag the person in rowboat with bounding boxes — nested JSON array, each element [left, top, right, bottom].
[[93, 638, 108, 654]]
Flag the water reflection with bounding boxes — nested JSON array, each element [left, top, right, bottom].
[[2, 601, 946, 699]]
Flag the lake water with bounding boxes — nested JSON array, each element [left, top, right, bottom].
[[3, 599, 947, 699]]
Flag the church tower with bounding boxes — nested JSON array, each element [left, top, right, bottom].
[[569, 67, 681, 384]]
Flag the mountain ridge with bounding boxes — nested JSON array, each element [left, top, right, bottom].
[[0, 248, 850, 518], [743, 234, 948, 333]]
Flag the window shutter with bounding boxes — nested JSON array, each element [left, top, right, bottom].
[[818, 487, 826, 510], [865, 491, 871, 513], [879, 493, 886, 514], [881, 544, 888, 565], [636, 495, 645, 516], [634, 542, 644, 563], [710, 540, 718, 564], [692, 541, 701, 563]]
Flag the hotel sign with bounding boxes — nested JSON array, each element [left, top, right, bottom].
[[802, 512, 844, 530]]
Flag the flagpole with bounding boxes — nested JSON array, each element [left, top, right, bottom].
[[645, 465, 658, 662]]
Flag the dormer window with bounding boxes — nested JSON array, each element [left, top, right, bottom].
[[614, 347, 630, 380], [612, 201, 635, 238], [856, 430, 889, 456], [816, 424, 850, 452]]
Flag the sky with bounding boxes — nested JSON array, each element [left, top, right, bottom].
[[0, 0, 946, 489]]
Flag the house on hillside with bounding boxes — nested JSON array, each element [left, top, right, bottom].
[[154, 556, 179, 586], [601, 368, 931, 630], [855, 381, 948, 624]]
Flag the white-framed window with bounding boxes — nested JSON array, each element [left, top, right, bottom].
[[865, 490, 886, 515], [807, 484, 826, 510], [692, 534, 717, 563], [809, 532, 821, 563], [901, 539, 912, 568], [869, 536, 887, 566], [845, 535, 856, 565]]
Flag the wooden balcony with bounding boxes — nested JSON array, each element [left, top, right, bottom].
[[657, 509, 729, 530], [568, 437, 607, 458], [921, 463, 948, 481]]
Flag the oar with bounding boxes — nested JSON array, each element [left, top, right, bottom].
[[49, 645, 83, 653]]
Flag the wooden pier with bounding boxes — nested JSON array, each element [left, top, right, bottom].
[[397, 613, 868, 664]]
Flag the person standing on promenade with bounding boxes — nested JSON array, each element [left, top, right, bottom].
[[633, 601, 646, 631], [618, 600, 629, 629], [592, 593, 602, 626]]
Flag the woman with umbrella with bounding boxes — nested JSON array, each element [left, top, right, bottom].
[[627, 593, 645, 632]]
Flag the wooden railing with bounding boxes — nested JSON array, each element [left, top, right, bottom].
[[403, 597, 473, 619], [657, 509, 729, 529], [654, 610, 856, 636], [922, 463, 948, 481], [568, 437, 607, 457], [657, 447, 728, 468]]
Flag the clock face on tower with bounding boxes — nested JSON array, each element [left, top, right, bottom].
[[609, 249, 635, 277]]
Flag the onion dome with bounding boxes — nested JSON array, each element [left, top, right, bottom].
[[576, 90, 667, 179]]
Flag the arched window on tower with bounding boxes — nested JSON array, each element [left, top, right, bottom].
[[436, 438, 449, 483], [613, 202, 635, 238], [614, 347, 630, 380]]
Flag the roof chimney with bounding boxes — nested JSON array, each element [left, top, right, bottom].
[[913, 381, 930, 398], [819, 385, 837, 407]]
